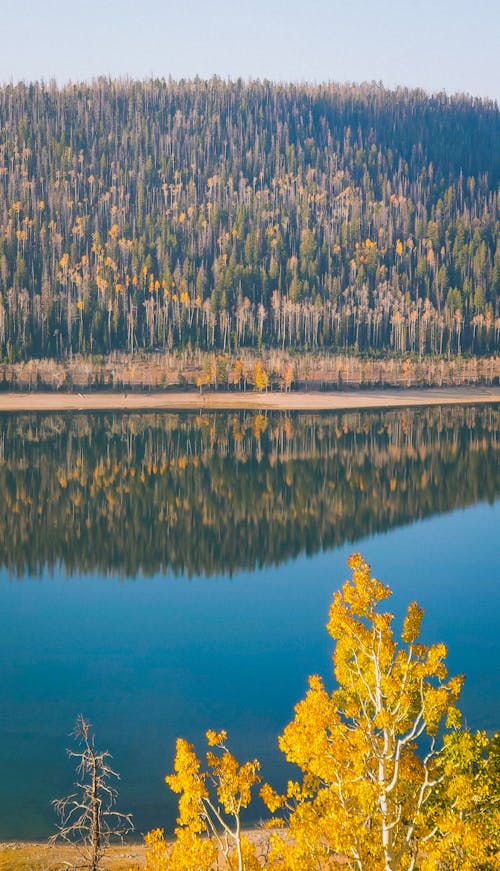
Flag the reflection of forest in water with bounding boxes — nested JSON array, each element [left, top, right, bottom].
[[0, 405, 498, 578]]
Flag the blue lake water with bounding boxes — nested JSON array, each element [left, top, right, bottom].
[[0, 406, 499, 838]]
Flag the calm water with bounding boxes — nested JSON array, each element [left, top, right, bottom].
[[0, 406, 499, 838]]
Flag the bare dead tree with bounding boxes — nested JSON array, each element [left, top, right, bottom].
[[50, 715, 133, 871]]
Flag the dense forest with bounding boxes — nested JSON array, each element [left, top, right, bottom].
[[0, 79, 499, 363], [0, 405, 498, 577]]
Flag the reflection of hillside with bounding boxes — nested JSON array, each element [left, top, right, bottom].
[[0, 406, 498, 578]]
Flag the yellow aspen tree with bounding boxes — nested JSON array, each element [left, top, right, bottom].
[[262, 554, 464, 871], [146, 730, 261, 871], [252, 361, 269, 392], [144, 737, 217, 871]]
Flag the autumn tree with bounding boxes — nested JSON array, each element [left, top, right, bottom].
[[51, 715, 133, 871], [251, 360, 269, 392], [146, 729, 261, 871], [261, 553, 464, 871], [420, 729, 500, 871], [142, 553, 499, 869]]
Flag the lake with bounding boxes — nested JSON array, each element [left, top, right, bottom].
[[0, 405, 499, 839]]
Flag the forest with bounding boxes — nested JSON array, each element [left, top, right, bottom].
[[0, 79, 499, 363], [1, 405, 498, 577]]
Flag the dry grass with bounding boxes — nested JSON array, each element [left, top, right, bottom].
[[0, 842, 146, 871], [1, 351, 499, 394]]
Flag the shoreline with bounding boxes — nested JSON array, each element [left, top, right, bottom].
[[0, 828, 272, 869], [0, 386, 498, 413]]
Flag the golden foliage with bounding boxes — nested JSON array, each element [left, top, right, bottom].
[[147, 731, 261, 871], [143, 554, 499, 870], [261, 554, 466, 870]]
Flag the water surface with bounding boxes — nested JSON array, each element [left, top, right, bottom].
[[0, 405, 498, 838]]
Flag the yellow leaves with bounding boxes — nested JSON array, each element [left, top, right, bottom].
[[328, 554, 391, 628], [204, 730, 261, 813], [146, 556, 490, 871], [168, 828, 217, 871], [278, 678, 350, 786], [347, 551, 363, 571], [401, 600, 424, 643], [446, 704, 462, 729], [267, 554, 469, 870], [285, 780, 303, 802], [421, 796, 500, 871], [307, 673, 324, 693], [208, 749, 261, 813], [251, 361, 269, 392], [427, 729, 500, 871], [447, 674, 464, 699], [144, 825, 217, 871], [373, 708, 392, 730], [260, 783, 284, 813], [422, 641, 448, 680], [144, 827, 164, 846], [206, 728, 227, 746], [238, 835, 263, 871], [144, 828, 171, 871], [161, 730, 262, 869], [423, 685, 453, 734], [165, 738, 208, 832]]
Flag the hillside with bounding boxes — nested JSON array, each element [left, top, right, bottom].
[[0, 78, 499, 361]]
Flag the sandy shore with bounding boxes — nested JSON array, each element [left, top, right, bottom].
[[0, 386, 498, 413]]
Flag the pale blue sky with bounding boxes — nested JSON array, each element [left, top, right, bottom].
[[2, 0, 499, 100]]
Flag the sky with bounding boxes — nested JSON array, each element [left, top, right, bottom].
[[1, 0, 499, 100]]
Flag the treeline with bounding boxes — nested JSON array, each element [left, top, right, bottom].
[[0, 79, 499, 362], [1, 349, 500, 392], [0, 406, 498, 577]]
